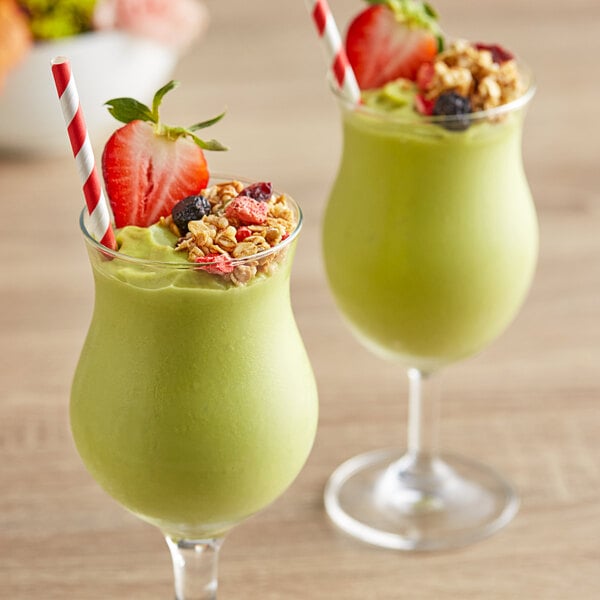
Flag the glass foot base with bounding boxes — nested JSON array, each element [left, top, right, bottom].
[[324, 449, 519, 551]]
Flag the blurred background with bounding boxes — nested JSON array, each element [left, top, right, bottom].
[[1, 0, 599, 598]]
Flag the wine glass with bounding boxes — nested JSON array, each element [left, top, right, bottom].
[[322, 70, 536, 550], [70, 180, 318, 597]]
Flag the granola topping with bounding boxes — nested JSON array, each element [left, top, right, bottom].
[[420, 39, 524, 113], [159, 180, 297, 286]]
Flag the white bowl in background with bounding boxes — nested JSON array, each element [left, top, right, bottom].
[[0, 30, 177, 157]]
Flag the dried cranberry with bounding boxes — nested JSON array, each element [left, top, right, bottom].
[[474, 43, 514, 64], [239, 182, 272, 202], [235, 226, 252, 242], [415, 94, 435, 116]]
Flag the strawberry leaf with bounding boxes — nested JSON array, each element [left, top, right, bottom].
[[188, 111, 226, 131], [423, 2, 438, 18], [105, 80, 228, 152], [436, 34, 444, 52], [105, 98, 155, 124], [189, 133, 228, 151], [152, 80, 179, 121], [162, 126, 189, 141]]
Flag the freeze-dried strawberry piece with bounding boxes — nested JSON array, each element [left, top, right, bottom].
[[235, 226, 252, 242], [195, 253, 234, 274], [225, 196, 268, 225]]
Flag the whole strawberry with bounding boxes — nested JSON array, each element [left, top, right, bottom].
[[102, 80, 226, 228], [346, 0, 444, 90]]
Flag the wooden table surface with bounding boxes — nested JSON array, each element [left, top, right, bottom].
[[1, 1, 599, 598]]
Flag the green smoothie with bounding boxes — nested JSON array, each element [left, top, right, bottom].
[[71, 220, 318, 539], [323, 87, 537, 371]]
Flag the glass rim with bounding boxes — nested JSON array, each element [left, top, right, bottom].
[[329, 60, 536, 125], [79, 173, 303, 269]]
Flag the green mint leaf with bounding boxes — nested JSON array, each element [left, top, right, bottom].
[[104, 98, 154, 124], [152, 80, 179, 120], [188, 111, 226, 132]]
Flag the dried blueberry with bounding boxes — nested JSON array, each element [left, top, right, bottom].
[[433, 92, 472, 131], [239, 181, 272, 202], [171, 195, 211, 233]]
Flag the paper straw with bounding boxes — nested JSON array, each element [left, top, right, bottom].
[[304, 0, 361, 104], [51, 56, 116, 250]]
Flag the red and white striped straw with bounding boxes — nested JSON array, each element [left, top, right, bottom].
[[51, 56, 116, 250], [304, 0, 361, 105]]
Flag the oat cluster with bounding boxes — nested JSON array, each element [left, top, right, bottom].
[[424, 40, 524, 112], [160, 181, 297, 286]]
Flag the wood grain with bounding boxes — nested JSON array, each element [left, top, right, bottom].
[[1, 0, 599, 597]]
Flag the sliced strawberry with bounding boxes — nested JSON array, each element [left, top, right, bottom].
[[102, 80, 226, 228], [346, 2, 442, 90], [103, 121, 208, 228]]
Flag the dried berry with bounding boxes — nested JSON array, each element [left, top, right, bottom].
[[195, 253, 234, 275], [474, 42, 514, 64], [239, 181, 272, 202], [225, 196, 268, 225], [415, 94, 435, 116], [172, 195, 211, 233], [432, 92, 472, 131], [235, 226, 252, 242]]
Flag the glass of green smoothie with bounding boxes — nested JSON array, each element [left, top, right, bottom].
[[71, 180, 318, 598], [322, 61, 537, 550]]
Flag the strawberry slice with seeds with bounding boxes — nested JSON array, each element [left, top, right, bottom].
[[102, 81, 226, 228], [346, 1, 443, 90]]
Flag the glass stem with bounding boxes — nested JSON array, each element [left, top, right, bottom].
[[166, 537, 223, 600], [406, 368, 441, 467]]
